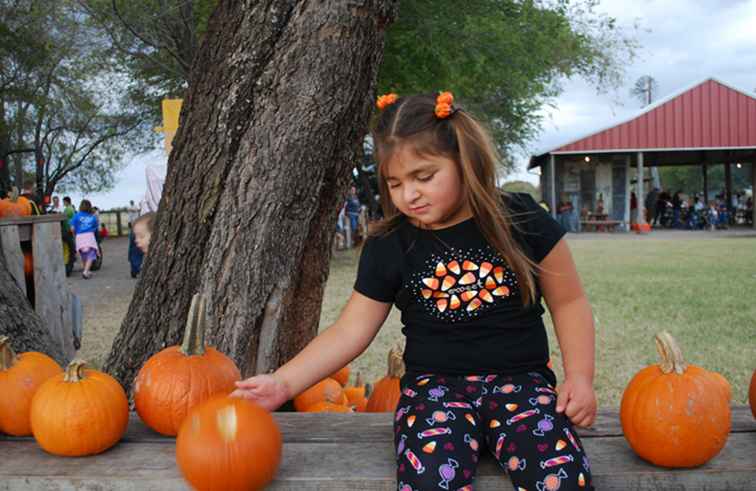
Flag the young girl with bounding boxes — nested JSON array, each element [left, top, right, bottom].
[[132, 212, 155, 254], [232, 92, 596, 490], [70, 199, 99, 279]]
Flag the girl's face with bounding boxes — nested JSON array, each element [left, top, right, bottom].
[[384, 145, 471, 230], [133, 222, 151, 253]]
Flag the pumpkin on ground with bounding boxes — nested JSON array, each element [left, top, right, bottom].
[[293, 377, 345, 412], [0, 187, 32, 219], [344, 372, 371, 412], [134, 294, 241, 436], [749, 369, 756, 419], [620, 331, 731, 468], [0, 336, 62, 436], [330, 365, 350, 386], [366, 345, 405, 412], [176, 395, 282, 491], [30, 359, 128, 456]]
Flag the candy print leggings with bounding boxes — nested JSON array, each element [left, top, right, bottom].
[[394, 371, 593, 491]]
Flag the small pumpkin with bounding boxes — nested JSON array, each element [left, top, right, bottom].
[[0, 336, 62, 436], [330, 365, 350, 386], [344, 372, 371, 412], [134, 294, 241, 436], [30, 359, 128, 456], [366, 345, 405, 413], [749, 369, 756, 419], [0, 187, 32, 219], [304, 401, 354, 413], [23, 250, 33, 277], [176, 395, 282, 491], [293, 377, 344, 412], [620, 331, 731, 468]]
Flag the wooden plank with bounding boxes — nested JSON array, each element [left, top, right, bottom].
[[31, 222, 74, 363], [0, 214, 66, 226], [1, 433, 754, 490], [0, 225, 26, 293], [3, 406, 751, 445]]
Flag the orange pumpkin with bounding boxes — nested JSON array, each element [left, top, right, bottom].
[[749, 369, 756, 419], [330, 365, 350, 386], [0, 336, 62, 436], [366, 346, 405, 412], [304, 401, 354, 413], [30, 359, 128, 456], [293, 377, 344, 412], [23, 250, 33, 277], [344, 372, 371, 412], [620, 331, 731, 468], [0, 188, 32, 219], [134, 294, 241, 436], [176, 395, 281, 491]]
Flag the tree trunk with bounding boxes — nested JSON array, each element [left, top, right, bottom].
[[0, 240, 67, 365], [105, 0, 397, 393]]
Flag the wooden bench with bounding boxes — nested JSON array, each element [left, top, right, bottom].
[[1, 407, 754, 490], [580, 219, 623, 232]]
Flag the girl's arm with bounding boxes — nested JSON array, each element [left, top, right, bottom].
[[232, 291, 391, 409], [539, 238, 597, 427]]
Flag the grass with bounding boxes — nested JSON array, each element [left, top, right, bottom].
[[319, 235, 756, 407]]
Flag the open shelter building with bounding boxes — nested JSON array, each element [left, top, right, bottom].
[[529, 78, 756, 231]]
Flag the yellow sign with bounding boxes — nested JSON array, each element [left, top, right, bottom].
[[155, 99, 183, 154]]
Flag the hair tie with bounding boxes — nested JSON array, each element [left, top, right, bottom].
[[376, 93, 398, 110], [435, 91, 454, 119]]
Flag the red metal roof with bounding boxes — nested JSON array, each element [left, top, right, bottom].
[[533, 78, 756, 159]]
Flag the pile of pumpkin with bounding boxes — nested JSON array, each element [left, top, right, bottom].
[[0, 187, 34, 219], [293, 345, 405, 414]]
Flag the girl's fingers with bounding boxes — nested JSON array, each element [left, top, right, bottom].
[[235, 379, 261, 388]]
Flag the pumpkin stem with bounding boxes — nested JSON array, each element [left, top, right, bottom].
[[180, 293, 207, 356], [0, 336, 17, 371], [387, 345, 405, 378], [354, 372, 363, 387], [64, 359, 88, 382], [655, 331, 687, 374]]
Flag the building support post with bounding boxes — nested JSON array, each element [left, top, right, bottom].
[[624, 155, 631, 230], [724, 161, 733, 213], [549, 154, 557, 219], [703, 162, 709, 204], [637, 152, 645, 224]]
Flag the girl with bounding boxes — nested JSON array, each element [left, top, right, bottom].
[[132, 212, 155, 254], [232, 92, 596, 490], [70, 199, 99, 279]]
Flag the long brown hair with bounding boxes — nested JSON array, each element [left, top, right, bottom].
[[370, 93, 537, 305]]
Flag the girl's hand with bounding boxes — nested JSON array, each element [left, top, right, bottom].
[[230, 374, 290, 412], [555, 376, 597, 428]]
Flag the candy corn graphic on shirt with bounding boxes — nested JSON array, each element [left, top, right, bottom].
[[355, 193, 565, 381]]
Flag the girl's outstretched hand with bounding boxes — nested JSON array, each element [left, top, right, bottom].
[[554, 376, 597, 428], [230, 374, 290, 412]]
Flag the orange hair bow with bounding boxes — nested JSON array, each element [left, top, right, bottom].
[[376, 93, 398, 110], [435, 91, 454, 119]]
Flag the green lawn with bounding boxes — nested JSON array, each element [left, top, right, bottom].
[[319, 235, 756, 407]]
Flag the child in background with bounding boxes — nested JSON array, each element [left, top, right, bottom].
[[132, 212, 155, 254], [70, 200, 99, 279], [232, 92, 596, 490]]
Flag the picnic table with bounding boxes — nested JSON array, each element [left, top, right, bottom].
[[1, 406, 754, 490], [580, 213, 623, 232]]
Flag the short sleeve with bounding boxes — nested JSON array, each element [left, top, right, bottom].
[[353, 236, 402, 303], [507, 193, 566, 263]]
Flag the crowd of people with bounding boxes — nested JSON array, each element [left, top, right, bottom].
[[644, 188, 753, 230]]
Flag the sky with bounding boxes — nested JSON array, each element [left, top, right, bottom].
[[68, 0, 756, 209]]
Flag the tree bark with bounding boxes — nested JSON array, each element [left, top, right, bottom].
[[0, 240, 67, 365], [105, 0, 397, 393]]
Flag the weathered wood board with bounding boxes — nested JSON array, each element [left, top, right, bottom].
[[0, 224, 26, 292], [1, 407, 754, 490]]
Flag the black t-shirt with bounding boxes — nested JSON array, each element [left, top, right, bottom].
[[354, 193, 566, 384]]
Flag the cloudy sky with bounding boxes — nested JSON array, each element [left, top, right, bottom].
[[71, 0, 756, 209]]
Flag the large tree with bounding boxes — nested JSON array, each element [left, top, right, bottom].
[[104, 0, 398, 392]]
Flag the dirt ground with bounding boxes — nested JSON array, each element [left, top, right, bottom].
[[67, 236, 135, 369]]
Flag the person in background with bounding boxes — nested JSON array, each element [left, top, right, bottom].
[[70, 200, 99, 279], [50, 196, 61, 213], [100, 222, 109, 239], [345, 185, 362, 244], [132, 212, 155, 254], [127, 199, 140, 229]]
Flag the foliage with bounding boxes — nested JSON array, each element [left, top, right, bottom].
[[501, 180, 540, 200], [658, 164, 752, 197]]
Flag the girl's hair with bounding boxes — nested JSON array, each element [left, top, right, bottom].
[[133, 212, 155, 233], [370, 93, 537, 305], [79, 200, 92, 213]]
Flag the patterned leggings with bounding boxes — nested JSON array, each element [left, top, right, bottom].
[[394, 371, 593, 491]]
